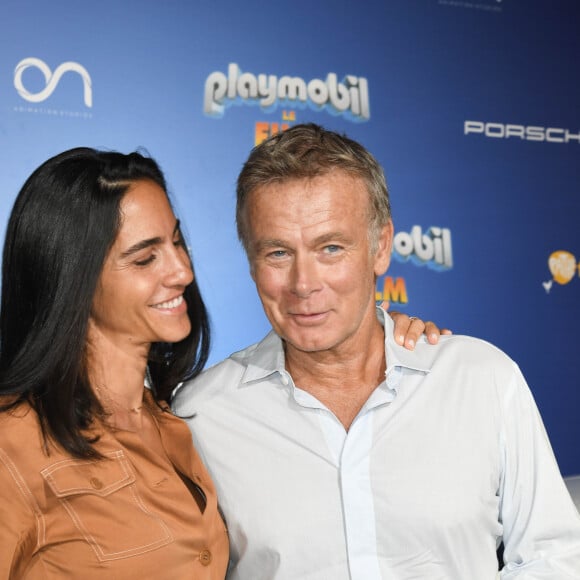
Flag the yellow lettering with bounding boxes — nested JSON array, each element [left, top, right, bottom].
[[255, 122, 291, 145], [375, 276, 408, 304]]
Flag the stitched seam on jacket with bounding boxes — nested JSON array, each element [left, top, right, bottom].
[[48, 453, 173, 561], [0, 447, 46, 548], [57, 482, 173, 560]]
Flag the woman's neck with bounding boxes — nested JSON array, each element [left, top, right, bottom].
[[86, 323, 150, 428]]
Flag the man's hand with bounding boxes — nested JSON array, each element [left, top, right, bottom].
[[382, 302, 452, 350]]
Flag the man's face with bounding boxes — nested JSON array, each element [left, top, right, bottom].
[[246, 169, 393, 358]]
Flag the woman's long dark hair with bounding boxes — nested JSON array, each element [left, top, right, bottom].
[[0, 148, 210, 458]]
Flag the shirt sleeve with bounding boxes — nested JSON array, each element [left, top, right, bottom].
[[498, 365, 580, 579], [0, 448, 39, 579]]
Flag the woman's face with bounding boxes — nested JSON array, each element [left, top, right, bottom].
[[90, 179, 194, 351]]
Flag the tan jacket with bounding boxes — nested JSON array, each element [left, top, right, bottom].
[[0, 392, 228, 579]]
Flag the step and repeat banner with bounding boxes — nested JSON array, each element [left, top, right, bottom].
[[1, 0, 579, 474]]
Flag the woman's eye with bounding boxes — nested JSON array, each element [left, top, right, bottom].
[[135, 255, 156, 267]]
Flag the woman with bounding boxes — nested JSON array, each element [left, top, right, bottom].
[[0, 148, 228, 578]]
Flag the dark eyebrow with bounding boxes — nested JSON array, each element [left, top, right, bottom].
[[255, 239, 288, 251], [313, 232, 350, 245], [120, 220, 180, 259]]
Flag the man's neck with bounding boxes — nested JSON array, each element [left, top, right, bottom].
[[284, 319, 386, 430]]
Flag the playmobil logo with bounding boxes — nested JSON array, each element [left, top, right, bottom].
[[376, 225, 453, 305], [14, 57, 92, 107], [204, 63, 369, 122], [464, 120, 580, 144], [393, 225, 453, 271]]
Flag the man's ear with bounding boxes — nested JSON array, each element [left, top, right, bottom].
[[373, 220, 394, 276]]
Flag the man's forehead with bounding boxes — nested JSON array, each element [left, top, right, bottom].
[[247, 182, 370, 246]]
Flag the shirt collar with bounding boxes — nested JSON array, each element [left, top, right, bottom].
[[239, 306, 438, 387], [379, 307, 436, 376], [239, 330, 286, 386]]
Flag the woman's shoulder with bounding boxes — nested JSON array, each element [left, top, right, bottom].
[[0, 398, 37, 426], [0, 399, 45, 452]]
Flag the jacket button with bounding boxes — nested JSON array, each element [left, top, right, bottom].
[[199, 548, 212, 566], [90, 477, 103, 490]]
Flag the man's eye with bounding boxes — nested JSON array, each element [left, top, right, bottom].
[[323, 245, 341, 254], [268, 250, 287, 258]]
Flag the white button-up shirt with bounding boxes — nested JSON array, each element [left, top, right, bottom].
[[173, 309, 580, 579]]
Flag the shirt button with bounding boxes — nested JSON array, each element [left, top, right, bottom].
[[199, 548, 212, 566], [90, 477, 103, 490]]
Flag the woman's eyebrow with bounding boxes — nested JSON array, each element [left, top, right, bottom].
[[120, 236, 163, 258], [120, 220, 181, 258]]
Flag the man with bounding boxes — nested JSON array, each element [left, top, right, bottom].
[[174, 124, 580, 578]]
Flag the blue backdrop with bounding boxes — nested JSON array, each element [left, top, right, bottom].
[[1, 0, 579, 475]]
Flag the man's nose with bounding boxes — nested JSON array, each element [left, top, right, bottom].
[[290, 254, 321, 298]]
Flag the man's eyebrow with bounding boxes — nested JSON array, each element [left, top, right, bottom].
[[313, 232, 349, 245], [120, 220, 181, 258], [255, 239, 287, 250]]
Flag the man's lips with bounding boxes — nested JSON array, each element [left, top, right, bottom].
[[288, 310, 329, 324]]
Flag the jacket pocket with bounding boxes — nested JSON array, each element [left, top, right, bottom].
[[41, 450, 173, 561]]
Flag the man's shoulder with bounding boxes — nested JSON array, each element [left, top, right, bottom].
[[419, 333, 522, 385], [436, 332, 511, 356], [172, 331, 279, 413], [177, 347, 250, 397], [409, 332, 519, 375]]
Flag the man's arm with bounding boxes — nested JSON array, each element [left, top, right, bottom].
[[498, 367, 580, 578]]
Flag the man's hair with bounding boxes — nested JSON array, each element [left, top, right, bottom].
[[0, 148, 210, 458], [236, 123, 391, 254]]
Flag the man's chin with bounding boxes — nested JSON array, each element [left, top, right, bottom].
[[282, 334, 336, 355]]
